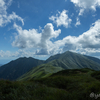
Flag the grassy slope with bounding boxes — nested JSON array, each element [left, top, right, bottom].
[[18, 63, 64, 81], [1, 68, 100, 100]]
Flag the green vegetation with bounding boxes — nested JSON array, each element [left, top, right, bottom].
[[17, 64, 63, 81], [0, 68, 100, 100], [91, 70, 100, 80]]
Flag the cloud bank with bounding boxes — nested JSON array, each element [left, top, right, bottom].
[[11, 19, 100, 56]]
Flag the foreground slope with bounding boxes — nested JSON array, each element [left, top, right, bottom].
[[18, 51, 100, 81], [1, 68, 100, 100], [0, 57, 44, 80]]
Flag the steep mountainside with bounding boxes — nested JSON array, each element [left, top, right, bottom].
[[47, 51, 100, 70], [0, 57, 44, 80], [18, 51, 100, 81]]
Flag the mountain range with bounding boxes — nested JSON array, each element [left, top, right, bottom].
[[0, 51, 100, 81]]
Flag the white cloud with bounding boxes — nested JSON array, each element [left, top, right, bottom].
[[78, 9, 84, 16], [12, 19, 100, 56], [75, 17, 81, 26], [0, 0, 7, 14], [42, 19, 100, 55], [0, 0, 24, 27], [49, 10, 72, 28], [12, 23, 41, 49], [60, 19, 100, 54], [12, 23, 61, 55], [70, 0, 100, 15], [78, 19, 100, 49], [0, 19, 100, 58]]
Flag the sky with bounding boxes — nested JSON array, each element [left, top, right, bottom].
[[0, 0, 100, 64]]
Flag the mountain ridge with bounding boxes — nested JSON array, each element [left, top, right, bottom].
[[0, 51, 100, 81], [17, 51, 100, 81]]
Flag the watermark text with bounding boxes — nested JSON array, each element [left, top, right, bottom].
[[90, 92, 100, 99]]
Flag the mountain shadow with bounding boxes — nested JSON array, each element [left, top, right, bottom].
[[0, 57, 44, 80]]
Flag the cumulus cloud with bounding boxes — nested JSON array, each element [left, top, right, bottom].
[[43, 19, 100, 55], [70, 0, 100, 15], [60, 19, 100, 54], [12, 17, 100, 56], [0, 0, 24, 27], [12, 23, 41, 48], [40, 23, 61, 49], [49, 10, 72, 28], [12, 23, 61, 55], [78, 20, 100, 49]]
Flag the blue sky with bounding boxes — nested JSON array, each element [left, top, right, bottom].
[[0, 0, 100, 64]]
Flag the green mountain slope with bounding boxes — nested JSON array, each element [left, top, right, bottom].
[[48, 51, 100, 70], [18, 51, 100, 81], [18, 63, 64, 81], [0, 57, 44, 80]]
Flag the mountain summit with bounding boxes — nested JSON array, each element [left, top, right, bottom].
[[45, 51, 100, 70]]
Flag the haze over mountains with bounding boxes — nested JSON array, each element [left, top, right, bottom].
[[0, 51, 100, 81]]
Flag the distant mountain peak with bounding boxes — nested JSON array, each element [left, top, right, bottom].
[[0, 57, 44, 80]]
